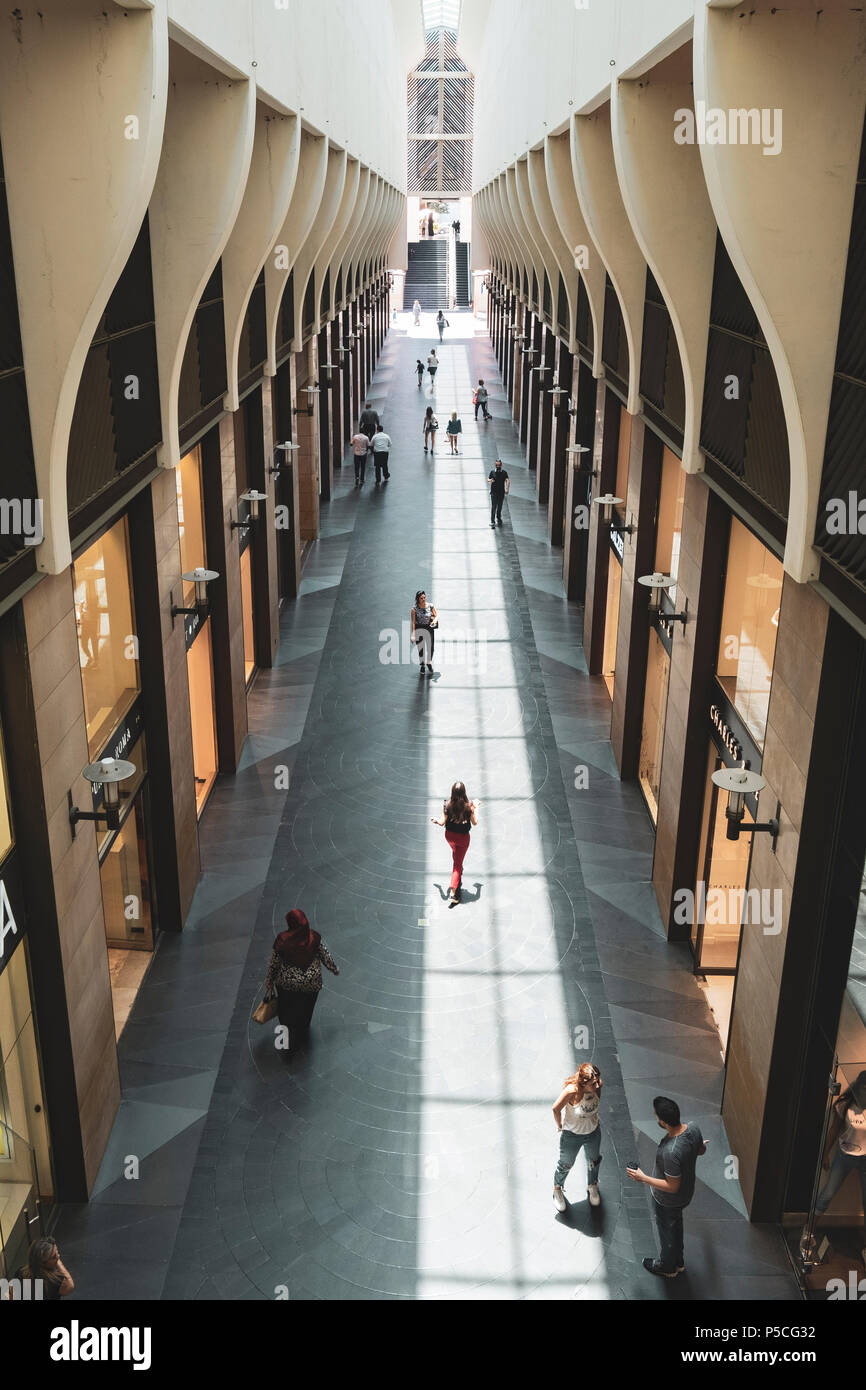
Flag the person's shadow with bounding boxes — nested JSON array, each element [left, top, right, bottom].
[[432, 881, 483, 906]]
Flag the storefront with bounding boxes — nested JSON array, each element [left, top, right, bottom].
[[177, 447, 219, 817], [601, 406, 632, 699], [0, 714, 52, 1278], [73, 517, 157, 1037], [690, 517, 783, 1050], [638, 446, 685, 822]]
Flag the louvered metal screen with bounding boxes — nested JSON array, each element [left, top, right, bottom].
[[408, 28, 473, 196]]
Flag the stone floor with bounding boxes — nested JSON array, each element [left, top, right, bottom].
[[51, 312, 799, 1301]]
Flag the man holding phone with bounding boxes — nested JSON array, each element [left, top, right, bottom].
[[626, 1095, 706, 1278]]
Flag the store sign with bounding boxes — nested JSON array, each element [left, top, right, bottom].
[[609, 522, 624, 564], [91, 699, 144, 807], [184, 604, 203, 652], [0, 849, 26, 978], [709, 703, 742, 762]]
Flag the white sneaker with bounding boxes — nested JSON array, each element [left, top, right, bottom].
[[588, 1184, 601, 1207], [553, 1187, 567, 1213]]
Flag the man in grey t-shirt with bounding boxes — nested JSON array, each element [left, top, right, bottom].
[[626, 1095, 706, 1278]]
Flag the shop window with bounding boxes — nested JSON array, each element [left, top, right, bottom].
[[176, 446, 206, 608], [716, 518, 783, 748], [655, 447, 686, 593], [187, 619, 218, 816], [638, 629, 670, 824], [240, 546, 256, 685], [615, 406, 631, 506], [0, 943, 52, 1277], [602, 550, 621, 701], [0, 718, 11, 866], [73, 519, 141, 759]]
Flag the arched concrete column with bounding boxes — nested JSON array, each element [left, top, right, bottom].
[[505, 165, 543, 302], [312, 155, 360, 333], [527, 147, 580, 348], [354, 177, 387, 292], [346, 175, 383, 300], [147, 43, 255, 472], [264, 130, 328, 373], [0, 0, 169, 573], [546, 130, 605, 374], [326, 159, 363, 319], [484, 188, 512, 291], [222, 109, 301, 413], [694, 1, 866, 582], [290, 146, 347, 347], [492, 176, 522, 294], [336, 167, 373, 310], [611, 71, 717, 471], [572, 108, 647, 412], [515, 156, 561, 323]]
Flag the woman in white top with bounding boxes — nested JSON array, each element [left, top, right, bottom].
[[413, 299, 422, 326], [552, 1062, 603, 1211]]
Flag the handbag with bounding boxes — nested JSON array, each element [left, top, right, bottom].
[[253, 995, 278, 1024]]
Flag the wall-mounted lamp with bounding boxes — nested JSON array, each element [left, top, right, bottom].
[[548, 383, 569, 400], [592, 492, 623, 525], [68, 757, 136, 838], [567, 444, 597, 477], [320, 362, 337, 384], [711, 766, 780, 850], [231, 489, 268, 531], [347, 331, 358, 347], [637, 571, 687, 626], [170, 566, 219, 625], [531, 364, 551, 377], [270, 441, 300, 477], [521, 347, 539, 362], [293, 385, 321, 417]]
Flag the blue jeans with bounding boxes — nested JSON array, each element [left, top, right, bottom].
[[554, 1126, 601, 1189], [816, 1149, 866, 1231], [653, 1198, 685, 1271]]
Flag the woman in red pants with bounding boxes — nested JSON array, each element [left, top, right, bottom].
[[431, 782, 481, 906]]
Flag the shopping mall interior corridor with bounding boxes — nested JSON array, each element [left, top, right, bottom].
[[51, 316, 798, 1301]]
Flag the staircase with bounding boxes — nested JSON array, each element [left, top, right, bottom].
[[405, 240, 448, 312], [455, 242, 471, 306]]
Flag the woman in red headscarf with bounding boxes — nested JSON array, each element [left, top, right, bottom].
[[263, 909, 339, 1051]]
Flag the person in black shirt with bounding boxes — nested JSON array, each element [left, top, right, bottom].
[[488, 459, 510, 527], [431, 781, 481, 905], [626, 1095, 706, 1277]]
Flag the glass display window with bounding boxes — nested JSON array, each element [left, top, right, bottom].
[[0, 943, 52, 1277], [0, 717, 12, 867], [73, 518, 141, 759], [716, 518, 783, 748], [638, 627, 671, 824], [187, 618, 218, 816], [602, 549, 621, 701], [655, 446, 686, 599], [240, 545, 256, 685], [615, 405, 631, 506], [176, 445, 206, 609]]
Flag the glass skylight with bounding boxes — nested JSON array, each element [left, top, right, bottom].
[[422, 0, 461, 33]]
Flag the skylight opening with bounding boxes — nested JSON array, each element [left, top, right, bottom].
[[422, 0, 461, 34]]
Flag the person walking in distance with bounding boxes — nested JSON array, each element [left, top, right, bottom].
[[627, 1095, 706, 1278], [416, 358, 425, 388], [423, 406, 439, 455], [413, 299, 422, 326], [358, 402, 379, 479], [436, 309, 449, 343], [446, 411, 462, 455], [351, 428, 370, 487], [488, 458, 510, 527], [410, 588, 437, 676], [263, 910, 339, 1054], [427, 349, 439, 391], [474, 379, 490, 421], [371, 424, 392, 485], [552, 1063, 603, 1212], [431, 781, 480, 906]]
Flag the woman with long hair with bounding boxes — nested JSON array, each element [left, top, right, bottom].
[[413, 299, 422, 326], [410, 589, 437, 676], [431, 781, 480, 905], [551, 1062, 603, 1211], [423, 405, 438, 454], [814, 1069, 866, 1238], [446, 410, 462, 455], [20, 1239, 74, 1299], [263, 909, 339, 1053]]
